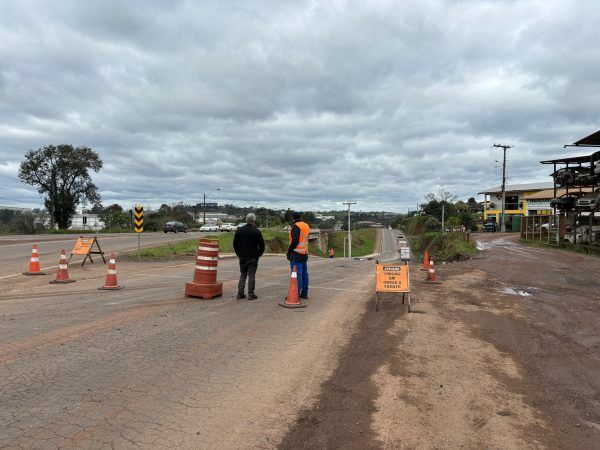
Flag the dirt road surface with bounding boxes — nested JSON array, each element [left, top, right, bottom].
[[2, 232, 600, 448], [280, 233, 600, 449]]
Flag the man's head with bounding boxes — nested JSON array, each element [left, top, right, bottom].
[[292, 212, 302, 221], [246, 213, 256, 224]]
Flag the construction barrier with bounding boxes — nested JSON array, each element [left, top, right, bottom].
[[185, 238, 223, 300]]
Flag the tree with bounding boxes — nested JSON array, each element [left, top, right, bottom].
[[18, 145, 103, 229], [98, 204, 130, 230]]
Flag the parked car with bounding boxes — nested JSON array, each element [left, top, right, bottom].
[[200, 224, 219, 232], [219, 223, 236, 232], [163, 221, 188, 233], [483, 220, 497, 232]]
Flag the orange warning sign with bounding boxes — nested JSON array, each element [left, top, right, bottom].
[[72, 237, 95, 255], [376, 264, 410, 293], [69, 236, 106, 266]]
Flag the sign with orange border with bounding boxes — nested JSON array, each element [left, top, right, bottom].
[[69, 236, 106, 266], [376, 264, 410, 293]]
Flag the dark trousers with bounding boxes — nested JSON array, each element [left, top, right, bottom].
[[238, 257, 258, 295]]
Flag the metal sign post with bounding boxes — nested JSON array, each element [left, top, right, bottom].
[[134, 205, 144, 261]]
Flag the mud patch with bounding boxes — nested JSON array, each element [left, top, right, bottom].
[[277, 293, 408, 449]]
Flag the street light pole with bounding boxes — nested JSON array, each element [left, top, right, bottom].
[[342, 201, 356, 259], [202, 188, 221, 225]]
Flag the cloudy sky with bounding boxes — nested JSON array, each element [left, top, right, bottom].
[[1, 0, 599, 212]]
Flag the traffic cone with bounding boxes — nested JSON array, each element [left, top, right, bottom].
[[420, 248, 431, 271], [23, 244, 46, 275], [279, 267, 307, 308], [98, 254, 123, 290], [50, 250, 75, 284], [423, 259, 440, 284]]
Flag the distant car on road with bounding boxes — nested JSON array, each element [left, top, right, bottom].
[[219, 223, 236, 232], [163, 221, 188, 233], [200, 224, 219, 232]]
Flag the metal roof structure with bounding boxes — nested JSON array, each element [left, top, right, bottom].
[[540, 154, 593, 165], [525, 187, 594, 200], [478, 182, 553, 195], [569, 129, 600, 147]]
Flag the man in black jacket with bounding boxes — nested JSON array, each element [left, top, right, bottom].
[[233, 213, 265, 300]]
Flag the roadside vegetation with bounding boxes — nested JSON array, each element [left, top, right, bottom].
[[311, 228, 378, 258], [126, 230, 290, 260], [396, 190, 479, 262]]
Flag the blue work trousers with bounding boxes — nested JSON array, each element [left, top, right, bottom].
[[290, 260, 309, 296]]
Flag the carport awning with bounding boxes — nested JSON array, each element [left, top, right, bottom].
[[571, 129, 600, 147]]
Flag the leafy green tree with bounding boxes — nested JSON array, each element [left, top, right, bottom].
[[98, 204, 131, 230], [18, 145, 103, 229]]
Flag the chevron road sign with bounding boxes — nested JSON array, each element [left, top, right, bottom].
[[134, 205, 144, 233]]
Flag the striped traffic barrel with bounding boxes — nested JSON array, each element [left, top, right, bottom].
[[192, 238, 219, 284]]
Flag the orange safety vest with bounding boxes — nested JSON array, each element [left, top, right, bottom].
[[289, 221, 310, 254]]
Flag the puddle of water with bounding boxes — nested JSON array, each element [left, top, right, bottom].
[[503, 287, 532, 297]]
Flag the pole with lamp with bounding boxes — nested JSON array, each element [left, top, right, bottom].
[[202, 188, 221, 226], [342, 201, 356, 259]]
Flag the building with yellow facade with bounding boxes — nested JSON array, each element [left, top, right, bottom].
[[479, 182, 553, 229]]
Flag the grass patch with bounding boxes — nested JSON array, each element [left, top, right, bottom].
[[125, 230, 289, 260], [326, 228, 378, 257]]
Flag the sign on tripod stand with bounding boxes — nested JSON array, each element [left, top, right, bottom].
[[375, 263, 410, 312]]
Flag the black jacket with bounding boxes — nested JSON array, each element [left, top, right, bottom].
[[233, 224, 265, 259]]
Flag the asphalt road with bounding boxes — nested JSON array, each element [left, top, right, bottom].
[[378, 228, 402, 262], [0, 231, 391, 448], [0, 232, 215, 279]]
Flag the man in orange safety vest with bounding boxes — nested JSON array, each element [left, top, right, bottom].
[[287, 212, 310, 299]]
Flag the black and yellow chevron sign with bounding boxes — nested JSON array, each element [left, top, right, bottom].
[[134, 205, 144, 233]]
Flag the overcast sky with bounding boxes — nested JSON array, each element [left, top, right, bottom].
[[1, 0, 599, 212]]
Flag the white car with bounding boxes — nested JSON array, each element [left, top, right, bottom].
[[200, 224, 219, 232], [219, 223, 236, 232]]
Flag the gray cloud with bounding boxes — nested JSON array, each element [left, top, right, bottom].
[[1, 0, 599, 212]]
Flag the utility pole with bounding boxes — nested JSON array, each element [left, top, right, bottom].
[[492, 143, 513, 232], [342, 201, 356, 259], [202, 188, 221, 225], [441, 203, 445, 232]]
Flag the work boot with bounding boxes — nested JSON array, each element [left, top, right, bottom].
[[237, 293, 246, 300], [248, 294, 258, 300], [300, 293, 308, 299]]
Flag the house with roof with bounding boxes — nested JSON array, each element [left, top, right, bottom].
[[479, 182, 554, 226]]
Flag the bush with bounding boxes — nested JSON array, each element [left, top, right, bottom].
[[414, 231, 477, 262]]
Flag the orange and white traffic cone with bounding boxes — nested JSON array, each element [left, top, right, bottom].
[[50, 249, 75, 284], [423, 259, 440, 284], [279, 267, 307, 308], [23, 244, 46, 275], [420, 248, 431, 271], [98, 254, 123, 290]]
